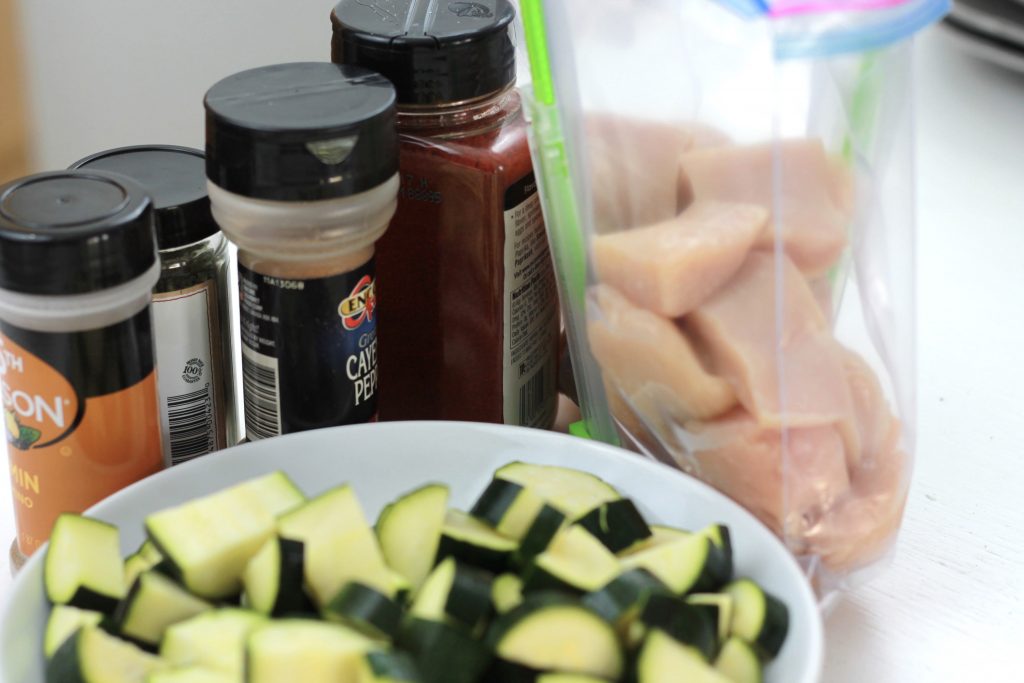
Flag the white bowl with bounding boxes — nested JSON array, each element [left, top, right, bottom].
[[0, 422, 823, 683]]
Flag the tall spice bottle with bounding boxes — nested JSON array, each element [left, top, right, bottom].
[[0, 170, 166, 568], [70, 146, 238, 462], [205, 63, 399, 438], [332, 0, 560, 427]]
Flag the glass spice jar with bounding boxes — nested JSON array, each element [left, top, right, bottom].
[[71, 146, 238, 462], [332, 0, 560, 428]]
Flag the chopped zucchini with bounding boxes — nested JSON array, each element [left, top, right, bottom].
[[714, 637, 763, 683], [145, 667, 232, 683], [575, 499, 651, 553], [324, 582, 403, 641], [160, 608, 266, 678], [698, 524, 733, 580], [409, 557, 493, 634], [45, 514, 126, 614], [470, 479, 547, 540], [44, 605, 104, 659], [242, 536, 315, 617], [491, 574, 524, 614], [494, 462, 620, 519], [618, 526, 690, 557], [436, 509, 516, 573], [537, 676, 610, 683], [144, 472, 305, 599], [113, 570, 212, 648], [358, 650, 422, 682], [523, 526, 619, 593], [278, 484, 394, 604], [636, 629, 732, 683], [488, 595, 623, 679], [687, 593, 734, 642], [512, 505, 566, 568], [619, 534, 728, 595], [245, 619, 375, 683], [399, 617, 492, 683], [46, 626, 163, 683], [724, 580, 789, 660], [638, 594, 718, 661], [376, 484, 449, 591], [581, 568, 670, 639]]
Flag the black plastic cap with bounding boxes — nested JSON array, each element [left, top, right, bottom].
[[70, 145, 218, 251], [331, 0, 516, 106], [204, 62, 398, 202], [0, 170, 157, 296]]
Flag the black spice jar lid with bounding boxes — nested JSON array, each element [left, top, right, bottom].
[[70, 145, 217, 251], [331, 0, 516, 106], [0, 170, 156, 296], [204, 62, 398, 202]]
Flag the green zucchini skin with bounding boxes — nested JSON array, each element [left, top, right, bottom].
[[470, 479, 527, 529], [436, 511, 516, 574], [575, 500, 651, 554], [582, 569, 670, 625], [244, 537, 316, 618], [361, 650, 423, 682], [398, 617, 493, 683], [513, 505, 566, 568], [725, 580, 789, 660], [46, 627, 161, 683], [323, 582, 403, 640], [639, 595, 718, 661]]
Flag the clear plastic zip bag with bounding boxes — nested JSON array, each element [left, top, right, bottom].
[[521, 0, 948, 597]]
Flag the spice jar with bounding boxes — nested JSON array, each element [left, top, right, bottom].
[[332, 0, 560, 427], [0, 170, 165, 568], [70, 146, 237, 463], [205, 62, 399, 439]]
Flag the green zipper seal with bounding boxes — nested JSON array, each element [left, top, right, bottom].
[[521, 0, 618, 445]]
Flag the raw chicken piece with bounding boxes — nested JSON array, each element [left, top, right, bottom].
[[680, 139, 849, 276], [842, 350, 893, 468], [586, 117, 730, 234], [683, 409, 852, 539], [589, 285, 736, 423], [688, 252, 855, 435], [808, 275, 835, 322], [804, 418, 908, 571], [593, 201, 767, 317]]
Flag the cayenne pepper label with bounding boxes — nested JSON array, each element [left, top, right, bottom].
[[1, 310, 164, 556], [238, 258, 379, 440]]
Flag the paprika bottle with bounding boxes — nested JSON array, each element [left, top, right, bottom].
[[331, 0, 560, 428]]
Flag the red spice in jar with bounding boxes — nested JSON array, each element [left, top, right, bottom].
[[332, 0, 560, 427]]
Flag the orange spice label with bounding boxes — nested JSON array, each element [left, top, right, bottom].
[[1, 312, 165, 556]]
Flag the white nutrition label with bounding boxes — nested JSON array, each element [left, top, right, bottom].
[[152, 280, 225, 464], [502, 173, 559, 428]]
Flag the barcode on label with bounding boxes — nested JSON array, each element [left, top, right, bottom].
[[242, 346, 281, 440], [518, 366, 547, 428], [167, 385, 215, 465]]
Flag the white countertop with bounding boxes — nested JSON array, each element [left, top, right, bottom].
[[2, 25, 1023, 682]]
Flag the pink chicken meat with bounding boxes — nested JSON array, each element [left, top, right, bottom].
[[589, 285, 736, 424], [593, 201, 767, 317], [680, 139, 851, 276], [688, 251, 856, 439]]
